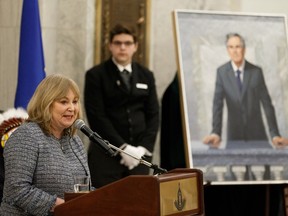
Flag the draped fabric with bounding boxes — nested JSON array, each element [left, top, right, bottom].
[[15, 0, 46, 109]]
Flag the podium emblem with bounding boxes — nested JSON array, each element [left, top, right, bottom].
[[174, 183, 186, 211]]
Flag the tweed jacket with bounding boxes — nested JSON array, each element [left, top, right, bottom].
[[0, 122, 90, 216]]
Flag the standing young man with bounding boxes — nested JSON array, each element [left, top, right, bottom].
[[84, 24, 159, 188]]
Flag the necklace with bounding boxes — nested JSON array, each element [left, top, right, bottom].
[[50, 134, 64, 151]]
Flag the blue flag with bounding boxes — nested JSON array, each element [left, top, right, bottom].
[[14, 0, 46, 109]]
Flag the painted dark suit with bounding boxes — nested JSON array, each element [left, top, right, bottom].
[[212, 60, 280, 142]]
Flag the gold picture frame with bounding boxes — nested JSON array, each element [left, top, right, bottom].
[[94, 0, 151, 67]]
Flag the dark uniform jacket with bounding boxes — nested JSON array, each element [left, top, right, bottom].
[[84, 58, 159, 153]]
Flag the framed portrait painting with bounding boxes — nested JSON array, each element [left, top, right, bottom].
[[173, 10, 288, 181]]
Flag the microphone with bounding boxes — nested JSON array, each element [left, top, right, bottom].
[[74, 119, 115, 156]]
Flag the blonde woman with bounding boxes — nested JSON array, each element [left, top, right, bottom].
[[0, 74, 90, 215]]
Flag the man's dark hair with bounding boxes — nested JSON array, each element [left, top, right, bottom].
[[109, 24, 138, 43]]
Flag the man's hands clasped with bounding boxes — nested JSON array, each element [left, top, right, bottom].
[[120, 145, 149, 170]]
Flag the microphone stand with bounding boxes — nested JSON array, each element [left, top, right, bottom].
[[93, 133, 168, 175]]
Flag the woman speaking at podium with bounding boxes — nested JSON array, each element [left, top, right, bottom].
[[0, 74, 90, 215]]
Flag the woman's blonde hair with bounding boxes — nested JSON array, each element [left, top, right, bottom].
[[27, 74, 82, 136]]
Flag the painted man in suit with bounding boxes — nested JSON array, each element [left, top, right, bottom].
[[84, 24, 159, 188], [203, 33, 284, 148]]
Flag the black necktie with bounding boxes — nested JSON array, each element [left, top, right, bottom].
[[120, 69, 131, 90], [236, 70, 242, 92]]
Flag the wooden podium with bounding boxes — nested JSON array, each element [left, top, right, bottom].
[[54, 168, 204, 216]]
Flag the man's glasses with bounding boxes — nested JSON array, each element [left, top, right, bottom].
[[111, 41, 135, 47]]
